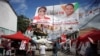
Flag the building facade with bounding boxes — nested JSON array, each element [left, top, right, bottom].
[[0, 0, 17, 35]]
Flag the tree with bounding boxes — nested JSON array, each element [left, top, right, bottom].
[[17, 15, 30, 33]]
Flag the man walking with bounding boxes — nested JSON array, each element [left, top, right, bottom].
[[39, 43, 47, 56], [52, 39, 61, 56]]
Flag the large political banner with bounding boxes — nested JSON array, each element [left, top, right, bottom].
[[33, 2, 79, 35], [33, 0, 100, 39]]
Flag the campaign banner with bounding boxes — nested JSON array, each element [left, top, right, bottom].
[[33, 0, 100, 39], [33, 2, 79, 34]]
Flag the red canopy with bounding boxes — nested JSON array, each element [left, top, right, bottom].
[[78, 31, 93, 42], [1, 31, 30, 41], [89, 30, 100, 41], [78, 30, 100, 42], [76, 30, 100, 48]]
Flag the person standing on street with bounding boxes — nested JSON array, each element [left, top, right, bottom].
[[52, 38, 61, 56], [39, 43, 47, 56], [31, 44, 36, 56]]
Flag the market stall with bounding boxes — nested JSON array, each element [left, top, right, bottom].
[[1, 31, 30, 41], [1, 31, 31, 56]]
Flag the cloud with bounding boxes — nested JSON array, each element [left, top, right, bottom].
[[17, 3, 28, 15], [10, 0, 27, 15]]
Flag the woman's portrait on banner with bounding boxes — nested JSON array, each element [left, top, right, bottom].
[[33, 6, 51, 25]]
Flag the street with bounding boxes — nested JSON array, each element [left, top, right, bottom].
[[35, 50, 74, 56]]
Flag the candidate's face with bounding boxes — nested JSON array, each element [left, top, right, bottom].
[[65, 5, 74, 16], [38, 8, 46, 16]]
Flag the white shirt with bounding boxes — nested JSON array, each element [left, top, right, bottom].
[[39, 45, 47, 54], [31, 45, 36, 51], [19, 41, 26, 50]]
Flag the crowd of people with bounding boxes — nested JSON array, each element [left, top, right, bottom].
[[60, 37, 99, 56], [0, 28, 99, 56]]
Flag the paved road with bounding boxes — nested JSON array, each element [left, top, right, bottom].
[[35, 50, 74, 56]]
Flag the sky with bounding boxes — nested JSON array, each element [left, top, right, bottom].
[[9, 0, 92, 19]]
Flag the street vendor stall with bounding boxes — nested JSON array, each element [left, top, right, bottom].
[[1, 31, 30, 41], [76, 30, 100, 56], [1, 31, 31, 56], [77, 30, 100, 43]]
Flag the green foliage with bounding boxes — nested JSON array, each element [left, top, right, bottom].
[[17, 15, 30, 33]]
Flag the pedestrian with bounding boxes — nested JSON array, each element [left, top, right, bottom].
[[27, 42, 32, 56], [85, 37, 97, 56], [39, 43, 47, 56], [2, 39, 11, 56], [52, 39, 61, 56], [31, 44, 36, 56]]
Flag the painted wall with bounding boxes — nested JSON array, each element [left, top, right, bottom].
[[0, 0, 17, 32]]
